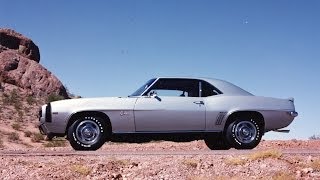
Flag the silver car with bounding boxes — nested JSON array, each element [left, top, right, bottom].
[[39, 77, 298, 150]]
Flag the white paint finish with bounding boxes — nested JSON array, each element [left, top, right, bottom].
[[134, 96, 205, 131]]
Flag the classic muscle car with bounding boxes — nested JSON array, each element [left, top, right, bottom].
[[39, 77, 298, 150]]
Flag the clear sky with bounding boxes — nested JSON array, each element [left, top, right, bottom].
[[1, 1, 319, 140]]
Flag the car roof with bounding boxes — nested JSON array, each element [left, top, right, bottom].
[[156, 77, 253, 96]]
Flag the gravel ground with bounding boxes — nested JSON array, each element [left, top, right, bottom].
[[0, 140, 320, 179]]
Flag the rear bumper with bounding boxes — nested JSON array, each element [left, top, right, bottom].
[[288, 111, 298, 118]]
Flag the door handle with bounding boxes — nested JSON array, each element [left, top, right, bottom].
[[193, 101, 204, 105]]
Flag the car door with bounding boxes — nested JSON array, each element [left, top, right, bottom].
[[133, 78, 206, 132]]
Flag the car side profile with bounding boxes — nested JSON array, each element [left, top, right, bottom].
[[39, 77, 298, 150]]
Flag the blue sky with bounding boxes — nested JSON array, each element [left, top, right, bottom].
[[1, 1, 319, 139]]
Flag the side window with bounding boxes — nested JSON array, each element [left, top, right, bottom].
[[201, 81, 222, 97], [145, 79, 199, 97]]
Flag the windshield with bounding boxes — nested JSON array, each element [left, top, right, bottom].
[[130, 78, 157, 96]]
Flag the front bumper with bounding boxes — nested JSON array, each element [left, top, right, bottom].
[[38, 123, 49, 135]]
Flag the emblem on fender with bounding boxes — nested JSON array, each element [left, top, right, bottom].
[[120, 111, 129, 116]]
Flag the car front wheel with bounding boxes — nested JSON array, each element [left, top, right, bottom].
[[226, 118, 262, 149], [68, 116, 107, 150]]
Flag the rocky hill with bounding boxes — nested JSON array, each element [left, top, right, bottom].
[[0, 28, 68, 98], [0, 28, 69, 149]]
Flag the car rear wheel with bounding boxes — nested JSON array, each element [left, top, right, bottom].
[[68, 116, 107, 151], [226, 118, 262, 149], [204, 134, 231, 150]]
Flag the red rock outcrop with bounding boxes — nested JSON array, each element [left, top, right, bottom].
[[0, 28, 68, 98], [0, 28, 40, 63]]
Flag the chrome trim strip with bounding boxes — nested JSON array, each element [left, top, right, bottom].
[[199, 81, 202, 97], [113, 130, 221, 134], [272, 129, 290, 133]]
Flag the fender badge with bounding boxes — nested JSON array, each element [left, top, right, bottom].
[[120, 111, 128, 116]]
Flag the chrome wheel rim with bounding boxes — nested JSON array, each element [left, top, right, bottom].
[[234, 121, 257, 144], [75, 120, 100, 145]]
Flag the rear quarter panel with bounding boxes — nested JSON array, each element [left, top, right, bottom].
[[204, 95, 296, 131]]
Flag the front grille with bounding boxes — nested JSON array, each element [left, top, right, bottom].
[[45, 103, 52, 122]]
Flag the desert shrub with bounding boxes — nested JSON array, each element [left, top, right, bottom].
[[46, 93, 64, 103], [226, 150, 282, 166], [310, 159, 320, 171], [17, 110, 24, 121], [8, 132, 20, 141], [0, 137, 3, 148], [31, 133, 44, 142], [3, 89, 23, 112], [225, 157, 247, 166], [71, 165, 91, 176], [272, 171, 295, 180], [26, 96, 37, 105], [43, 140, 67, 147], [248, 149, 282, 160], [24, 131, 32, 137], [309, 134, 320, 140], [11, 123, 21, 130], [3, 89, 19, 105], [182, 159, 198, 168]]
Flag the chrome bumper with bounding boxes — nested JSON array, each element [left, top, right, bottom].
[[38, 123, 49, 135], [288, 111, 298, 118]]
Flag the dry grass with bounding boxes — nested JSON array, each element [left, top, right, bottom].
[[71, 164, 91, 176], [187, 176, 212, 180], [272, 171, 295, 180], [225, 149, 282, 166], [24, 131, 32, 137], [8, 132, 20, 142], [248, 149, 282, 160], [31, 133, 44, 142], [0, 137, 4, 148], [225, 156, 247, 166], [43, 139, 67, 147], [108, 157, 132, 166], [26, 96, 37, 105], [188, 176, 240, 180], [310, 159, 320, 171], [11, 122, 21, 131], [182, 159, 198, 168]]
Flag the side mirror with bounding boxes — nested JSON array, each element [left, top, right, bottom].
[[149, 90, 158, 98], [148, 90, 161, 101]]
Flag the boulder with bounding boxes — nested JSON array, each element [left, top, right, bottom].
[[0, 50, 68, 98], [0, 28, 40, 63]]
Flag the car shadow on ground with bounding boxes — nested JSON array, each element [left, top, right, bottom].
[[109, 133, 213, 143]]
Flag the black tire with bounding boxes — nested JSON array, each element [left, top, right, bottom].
[[67, 116, 108, 151], [226, 118, 262, 149], [204, 134, 231, 150], [45, 134, 54, 141]]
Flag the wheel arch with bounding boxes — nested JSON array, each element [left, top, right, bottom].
[[223, 111, 265, 134], [65, 111, 112, 137]]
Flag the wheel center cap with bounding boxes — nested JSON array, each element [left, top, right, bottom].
[[83, 128, 93, 138], [242, 128, 250, 136]]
